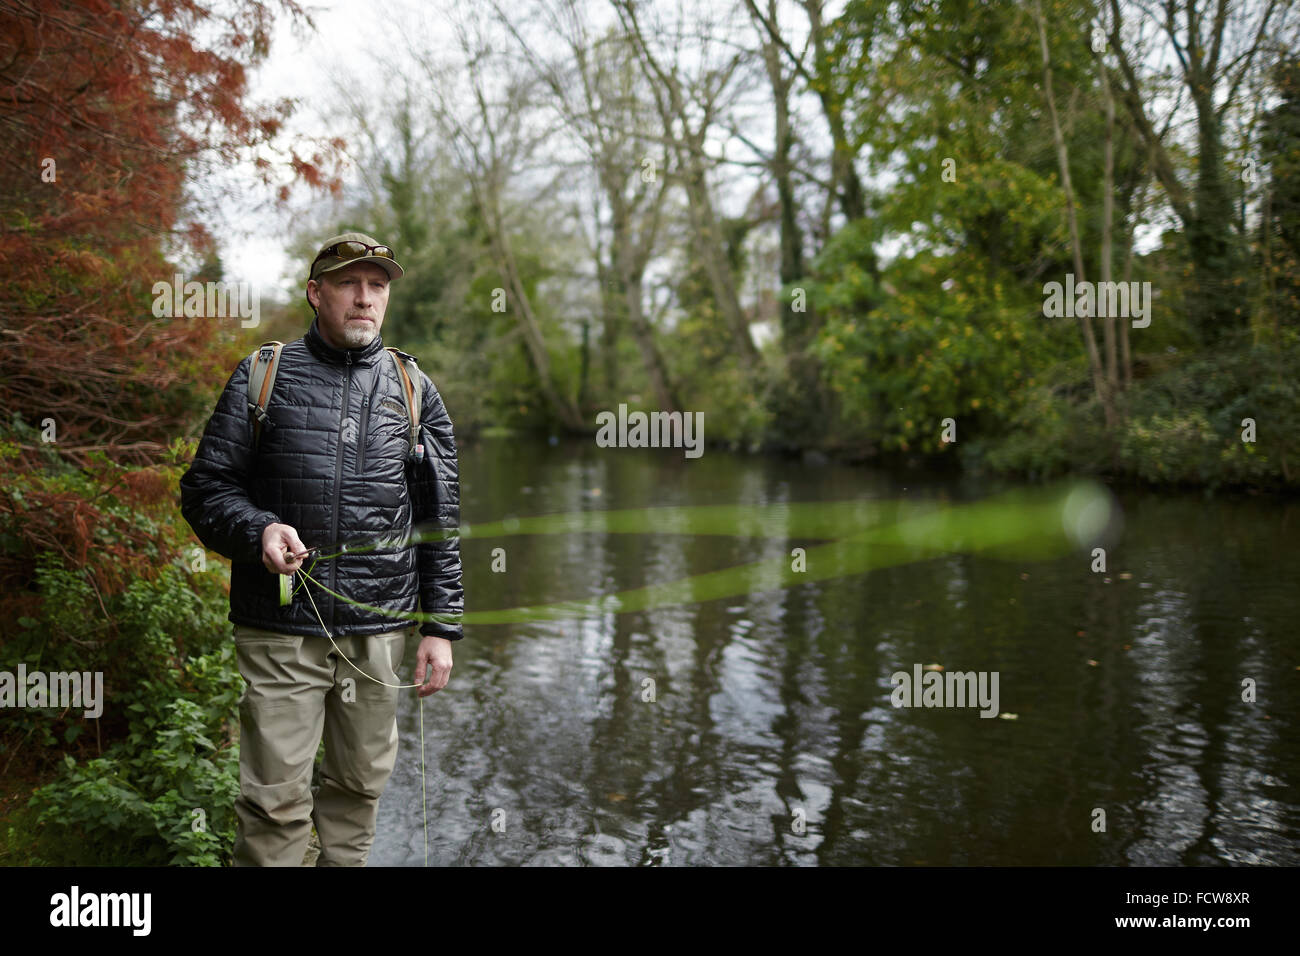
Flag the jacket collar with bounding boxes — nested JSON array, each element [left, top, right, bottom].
[[305, 316, 386, 365]]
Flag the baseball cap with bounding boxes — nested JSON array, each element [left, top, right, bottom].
[[309, 231, 405, 281]]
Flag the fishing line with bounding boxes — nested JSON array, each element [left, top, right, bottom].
[[286, 482, 1116, 628], [288, 554, 430, 866], [274, 481, 1115, 865]]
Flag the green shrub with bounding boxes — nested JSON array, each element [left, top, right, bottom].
[[29, 655, 241, 866], [1117, 334, 1300, 488], [1, 422, 243, 865]]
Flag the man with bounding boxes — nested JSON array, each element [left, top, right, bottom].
[[179, 232, 463, 866]]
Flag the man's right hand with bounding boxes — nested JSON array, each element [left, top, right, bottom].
[[262, 522, 308, 575]]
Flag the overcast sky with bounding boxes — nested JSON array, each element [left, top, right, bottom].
[[202, 0, 824, 307], [208, 0, 1181, 307], [212, 0, 459, 300]]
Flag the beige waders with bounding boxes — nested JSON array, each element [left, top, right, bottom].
[[230, 624, 411, 866]]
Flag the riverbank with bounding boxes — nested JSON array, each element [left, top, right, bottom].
[[459, 342, 1295, 495]]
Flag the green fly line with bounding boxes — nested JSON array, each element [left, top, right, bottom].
[[278, 478, 1116, 866], [286, 479, 1115, 627]]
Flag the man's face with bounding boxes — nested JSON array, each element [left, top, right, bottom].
[[307, 260, 391, 349]]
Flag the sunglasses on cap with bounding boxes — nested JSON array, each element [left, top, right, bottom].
[[310, 241, 396, 272]]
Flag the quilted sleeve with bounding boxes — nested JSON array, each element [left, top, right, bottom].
[[410, 371, 464, 641], [178, 356, 283, 564]]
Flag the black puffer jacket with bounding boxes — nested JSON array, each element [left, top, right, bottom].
[[179, 318, 463, 641]]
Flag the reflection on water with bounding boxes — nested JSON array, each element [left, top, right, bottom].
[[368, 437, 1300, 866]]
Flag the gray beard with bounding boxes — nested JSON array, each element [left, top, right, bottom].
[[341, 322, 378, 348]]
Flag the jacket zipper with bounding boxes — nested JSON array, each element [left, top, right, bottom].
[[328, 351, 353, 632], [357, 394, 370, 474]]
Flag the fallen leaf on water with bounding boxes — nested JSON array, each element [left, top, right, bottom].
[[606, 792, 626, 802], [1088, 659, 1099, 667], [923, 663, 944, 672], [999, 712, 1018, 720], [1119, 572, 1133, 580]]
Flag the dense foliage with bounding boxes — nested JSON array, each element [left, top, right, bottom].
[[0, 0, 335, 864]]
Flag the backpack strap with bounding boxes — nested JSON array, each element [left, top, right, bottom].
[[247, 341, 285, 447], [385, 347, 423, 453]]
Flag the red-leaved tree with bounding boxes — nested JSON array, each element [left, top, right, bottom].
[[0, 0, 342, 636]]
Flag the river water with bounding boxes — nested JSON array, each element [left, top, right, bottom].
[[368, 436, 1299, 866]]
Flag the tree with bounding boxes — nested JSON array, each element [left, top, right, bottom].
[[0, 0, 341, 465], [495, 0, 681, 412], [417, 8, 586, 430], [612, 0, 763, 367], [1257, 55, 1300, 338], [1105, 0, 1300, 343], [1033, 0, 1115, 427]]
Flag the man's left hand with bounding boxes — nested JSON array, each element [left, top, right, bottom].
[[415, 634, 453, 697]]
